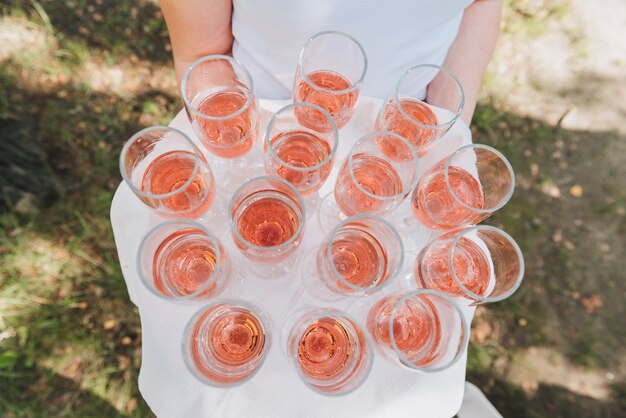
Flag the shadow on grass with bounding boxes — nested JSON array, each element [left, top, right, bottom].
[[0, 57, 178, 212], [0, 59, 174, 416], [471, 102, 626, 370], [0, 365, 153, 418], [3, 0, 171, 64], [468, 374, 626, 418], [0, 118, 57, 212]]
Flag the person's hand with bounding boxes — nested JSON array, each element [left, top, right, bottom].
[[160, 0, 234, 87], [428, 0, 503, 126], [426, 72, 467, 125], [175, 51, 233, 88]]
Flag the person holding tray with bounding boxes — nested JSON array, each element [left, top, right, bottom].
[[159, 0, 502, 126], [124, 2, 511, 416]]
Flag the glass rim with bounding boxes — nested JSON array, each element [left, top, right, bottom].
[[136, 219, 222, 301], [228, 175, 306, 252], [181, 54, 255, 121], [325, 214, 404, 293], [119, 125, 204, 200], [444, 143, 516, 213], [297, 30, 368, 96], [289, 308, 374, 396], [389, 289, 469, 373], [450, 225, 525, 303], [394, 64, 465, 130], [347, 131, 419, 201], [182, 298, 270, 387], [265, 102, 339, 172]]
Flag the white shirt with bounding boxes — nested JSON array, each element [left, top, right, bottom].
[[232, 0, 473, 99]]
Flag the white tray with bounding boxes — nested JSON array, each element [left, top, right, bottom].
[[111, 97, 475, 418]]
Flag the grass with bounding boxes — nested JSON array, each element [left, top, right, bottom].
[[0, 200, 151, 416], [0, 2, 174, 414], [465, 97, 626, 415], [503, 0, 572, 39]]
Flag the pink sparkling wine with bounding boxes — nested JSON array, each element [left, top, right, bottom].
[[327, 228, 388, 289], [236, 193, 300, 247], [267, 129, 332, 195], [416, 236, 491, 297], [335, 154, 403, 215], [190, 305, 266, 384], [368, 295, 442, 366], [152, 228, 224, 298], [196, 90, 257, 157], [295, 70, 357, 131], [295, 317, 364, 385], [376, 98, 438, 153], [141, 150, 214, 217], [413, 165, 485, 229]]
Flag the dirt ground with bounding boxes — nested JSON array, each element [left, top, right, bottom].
[[466, 0, 626, 416]]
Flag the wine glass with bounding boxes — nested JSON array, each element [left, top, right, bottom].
[[137, 220, 232, 301], [182, 299, 270, 386], [411, 144, 515, 231], [318, 131, 418, 231], [229, 176, 306, 278], [264, 102, 338, 214], [376, 64, 464, 156], [414, 225, 524, 305], [293, 31, 367, 131], [119, 126, 217, 220], [181, 54, 261, 186], [285, 308, 373, 395], [302, 215, 403, 300], [367, 290, 468, 372]]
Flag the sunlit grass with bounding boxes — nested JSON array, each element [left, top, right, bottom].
[[503, 0, 572, 38], [0, 211, 151, 416], [0, 2, 171, 414]]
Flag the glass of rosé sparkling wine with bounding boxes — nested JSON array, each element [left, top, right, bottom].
[[405, 143, 515, 251], [414, 225, 525, 305], [137, 220, 233, 302], [229, 176, 306, 278], [181, 54, 261, 186], [285, 308, 373, 395], [264, 102, 339, 215], [376, 64, 464, 156], [301, 215, 404, 301], [119, 126, 219, 221], [367, 290, 468, 372], [183, 299, 270, 386], [293, 31, 367, 131], [318, 131, 418, 231]]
